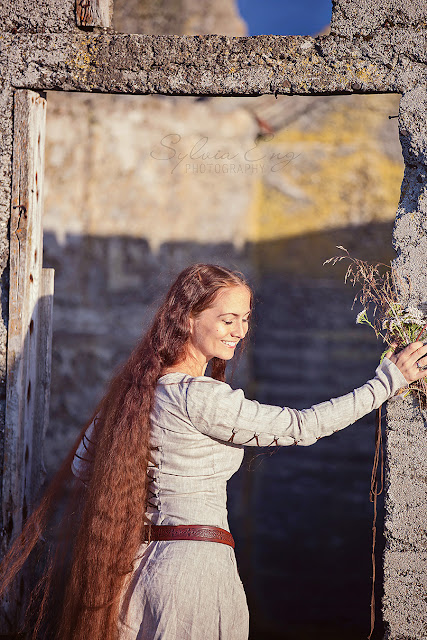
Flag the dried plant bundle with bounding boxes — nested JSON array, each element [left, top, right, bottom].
[[324, 246, 427, 406]]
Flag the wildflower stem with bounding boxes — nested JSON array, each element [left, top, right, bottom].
[[415, 323, 427, 341], [382, 294, 410, 344]]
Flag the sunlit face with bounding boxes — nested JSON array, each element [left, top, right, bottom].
[[188, 285, 251, 366]]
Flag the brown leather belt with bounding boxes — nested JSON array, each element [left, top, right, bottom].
[[143, 524, 235, 548]]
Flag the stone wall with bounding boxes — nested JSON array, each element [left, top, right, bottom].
[[383, 85, 427, 640]]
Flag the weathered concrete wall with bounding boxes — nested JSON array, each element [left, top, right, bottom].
[[382, 85, 427, 640], [0, 0, 76, 33], [330, 0, 427, 37], [384, 395, 427, 640], [393, 87, 427, 311], [3, 31, 424, 96]]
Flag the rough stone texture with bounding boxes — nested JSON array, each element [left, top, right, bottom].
[[0, 0, 76, 33], [393, 86, 427, 312], [0, 31, 424, 96], [382, 84, 427, 640], [384, 395, 427, 639], [330, 0, 427, 37]]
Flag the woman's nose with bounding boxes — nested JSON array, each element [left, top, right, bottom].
[[232, 321, 245, 338]]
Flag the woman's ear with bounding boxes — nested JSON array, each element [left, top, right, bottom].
[[189, 315, 194, 335]]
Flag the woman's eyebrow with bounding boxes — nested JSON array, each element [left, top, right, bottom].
[[218, 312, 251, 317]]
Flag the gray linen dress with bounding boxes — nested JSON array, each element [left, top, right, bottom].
[[71, 357, 408, 640]]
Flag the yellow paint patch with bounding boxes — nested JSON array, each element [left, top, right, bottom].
[[248, 95, 403, 243]]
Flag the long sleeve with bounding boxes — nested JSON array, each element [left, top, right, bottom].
[[185, 357, 408, 447], [71, 416, 97, 484]]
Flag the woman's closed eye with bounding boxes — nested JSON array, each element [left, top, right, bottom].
[[222, 317, 250, 326]]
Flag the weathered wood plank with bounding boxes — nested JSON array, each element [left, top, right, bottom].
[[1, 90, 49, 626], [31, 268, 54, 497], [76, 0, 112, 28]]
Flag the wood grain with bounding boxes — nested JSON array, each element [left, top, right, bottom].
[[2, 90, 54, 627], [76, 0, 111, 27]]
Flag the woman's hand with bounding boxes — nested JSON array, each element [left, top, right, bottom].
[[384, 341, 427, 383]]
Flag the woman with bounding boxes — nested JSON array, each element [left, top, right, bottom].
[[1, 263, 426, 640]]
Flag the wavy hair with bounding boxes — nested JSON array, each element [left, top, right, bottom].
[[0, 263, 252, 640]]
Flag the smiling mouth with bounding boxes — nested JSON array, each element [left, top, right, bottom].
[[222, 341, 238, 348]]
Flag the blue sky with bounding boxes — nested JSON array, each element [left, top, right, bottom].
[[236, 0, 333, 36]]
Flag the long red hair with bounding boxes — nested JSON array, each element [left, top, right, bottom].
[[0, 263, 252, 640]]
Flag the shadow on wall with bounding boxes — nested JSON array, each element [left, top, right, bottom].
[[43, 219, 396, 640]]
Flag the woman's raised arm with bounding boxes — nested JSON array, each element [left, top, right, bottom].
[[185, 344, 427, 447]]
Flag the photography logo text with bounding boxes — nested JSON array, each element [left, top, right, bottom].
[[150, 134, 301, 174]]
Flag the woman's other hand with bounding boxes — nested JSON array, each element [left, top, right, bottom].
[[384, 341, 427, 383]]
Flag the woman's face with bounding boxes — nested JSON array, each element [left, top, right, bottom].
[[188, 285, 251, 366]]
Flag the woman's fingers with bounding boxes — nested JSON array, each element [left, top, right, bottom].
[[388, 341, 427, 383], [413, 349, 427, 381], [405, 341, 427, 366], [409, 344, 427, 379]]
